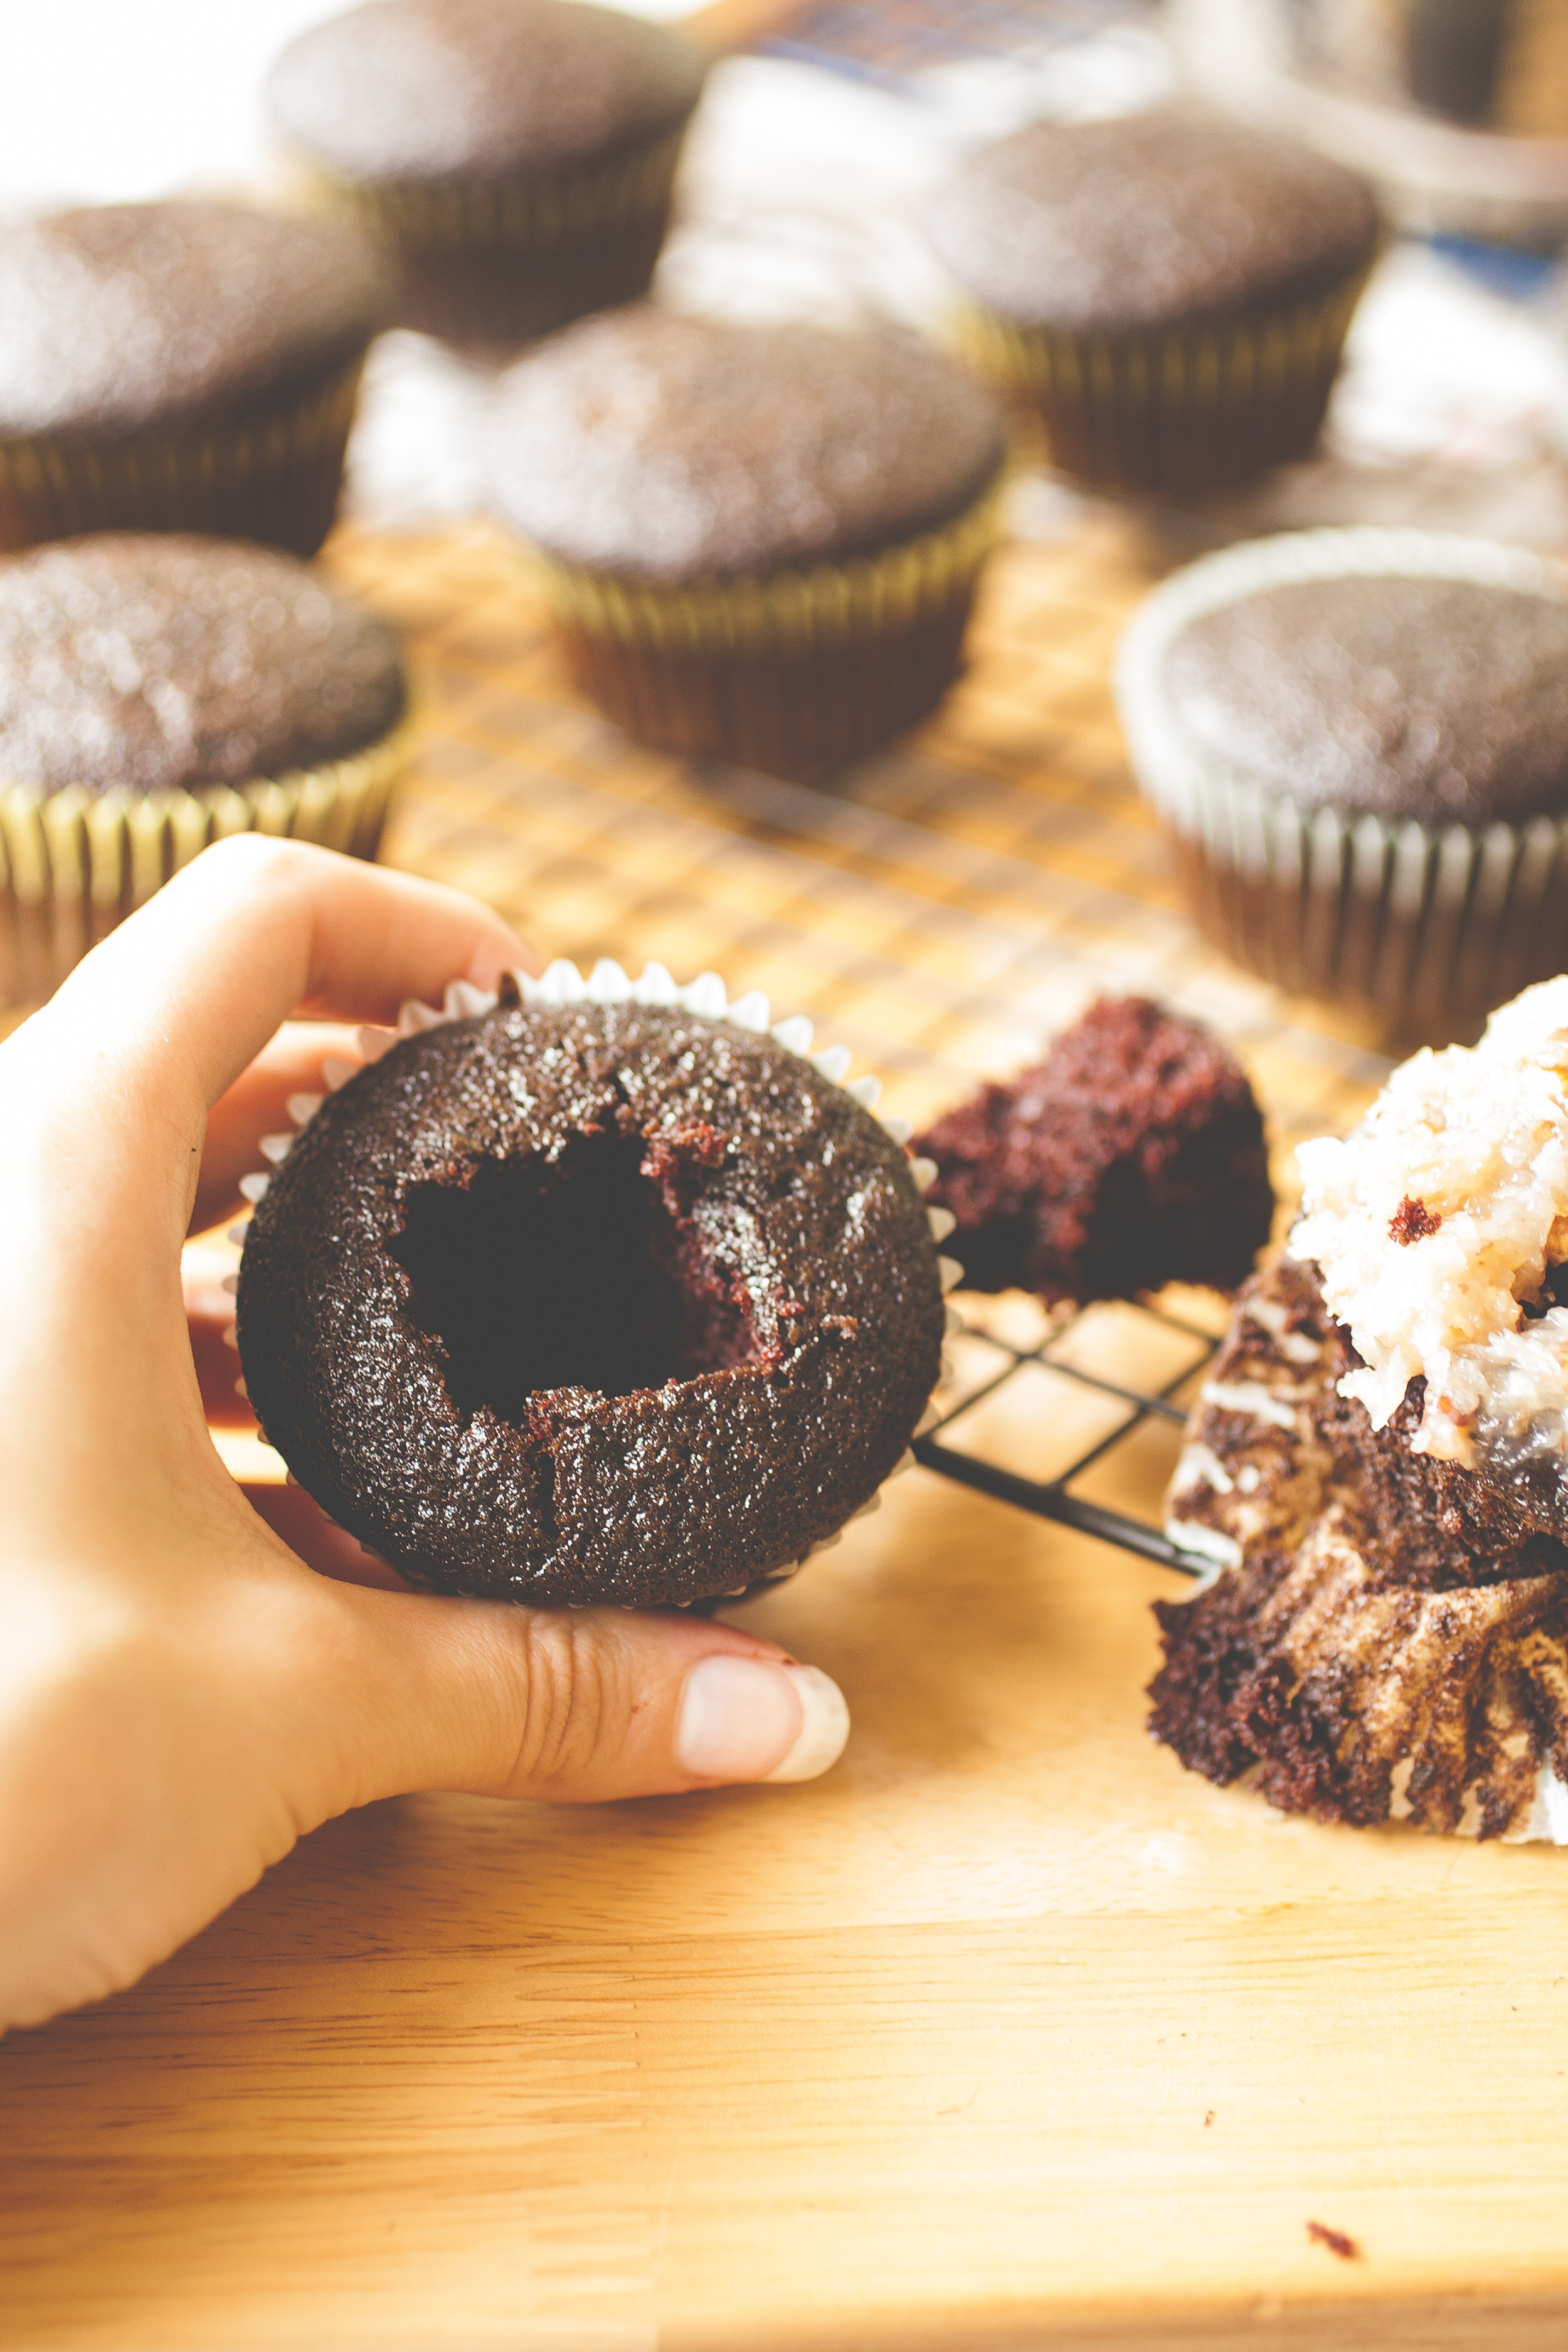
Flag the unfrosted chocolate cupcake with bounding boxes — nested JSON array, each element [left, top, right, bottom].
[[0, 534, 410, 1004], [236, 969, 948, 1608], [923, 108, 1379, 494], [1116, 528, 1568, 1034], [0, 201, 394, 554], [486, 304, 1006, 775], [267, 0, 707, 351]]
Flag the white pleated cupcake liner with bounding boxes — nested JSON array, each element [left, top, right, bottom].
[[1115, 529, 1568, 1022], [224, 956, 962, 1599]]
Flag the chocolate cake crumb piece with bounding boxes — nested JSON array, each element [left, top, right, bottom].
[[1389, 1195, 1441, 1246], [1306, 2222, 1357, 2261], [914, 997, 1273, 1305]]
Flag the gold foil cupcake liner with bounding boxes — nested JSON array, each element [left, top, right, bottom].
[[949, 261, 1373, 495], [520, 475, 1004, 771], [0, 354, 366, 558], [291, 123, 689, 258], [229, 956, 963, 1598], [532, 478, 1002, 656], [1116, 526, 1568, 1034], [0, 705, 416, 1008]]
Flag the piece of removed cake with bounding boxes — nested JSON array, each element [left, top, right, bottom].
[[914, 996, 1274, 1305]]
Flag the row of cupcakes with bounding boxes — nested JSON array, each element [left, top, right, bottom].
[[12, 501, 1568, 1043], [0, 0, 1393, 564], [1, 0, 1552, 1037]]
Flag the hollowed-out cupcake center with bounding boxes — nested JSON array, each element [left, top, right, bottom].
[[386, 1128, 764, 1420]]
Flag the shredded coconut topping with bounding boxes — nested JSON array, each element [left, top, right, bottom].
[[1292, 976, 1568, 1461]]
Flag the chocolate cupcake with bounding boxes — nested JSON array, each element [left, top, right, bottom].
[[1154, 982, 1568, 1840], [914, 996, 1274, 1305], [1116, 527, 1568, 1035], [0, 201, 394, 556], [485, 305, 1006, 777], [0, 534, 411, 1004], [235, 961, 955, 1608], [266, 0, 707, 352], [922, 108, 1379, 495]]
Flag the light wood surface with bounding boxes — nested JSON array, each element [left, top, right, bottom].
[[677, 0, 804, 54], [8, 522, 1565, 2351]]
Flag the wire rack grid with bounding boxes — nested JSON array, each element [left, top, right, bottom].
[[915, 1287, 1220, 1575]]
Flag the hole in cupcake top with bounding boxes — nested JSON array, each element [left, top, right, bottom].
[[385, 1128, 768, 1421]]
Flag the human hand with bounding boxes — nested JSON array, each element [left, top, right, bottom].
[[0, 837, 849, 2032]]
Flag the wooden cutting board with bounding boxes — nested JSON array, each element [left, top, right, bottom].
[[8, 520, 1563, 2352]]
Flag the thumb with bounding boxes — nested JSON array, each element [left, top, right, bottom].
[[302, 1580, 852, 1813]]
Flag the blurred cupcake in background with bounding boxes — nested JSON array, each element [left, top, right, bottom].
[[1116, 526, 1568, 1039], [0, 534, 412, 1004], [485, 304, 1007, 778], [922, 108, 1380, 497], [266, 0, 708, 354], [0, 202, 394, 556]]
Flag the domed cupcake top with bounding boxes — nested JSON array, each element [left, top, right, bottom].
[[923, 109, 1378, 336], [266, 0, 707, 183], [1164, 573, 1568, 825], [486, 305, 1005, 580], [0, 534, 406, 797], [0, 201, 395, 440], [236, 982, 946, 1607]]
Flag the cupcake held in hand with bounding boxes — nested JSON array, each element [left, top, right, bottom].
[[0, 534, 411, 1004], [267, 0, 707, 352], [236, 963, 955, 1609], [923, 108, 1379, 495], [1116, 527, 1568, 1034], [485, 304, 1007, 777], [0, 201, 394, 554]]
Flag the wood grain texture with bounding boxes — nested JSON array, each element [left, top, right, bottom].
[[7, 1471, 1568, 2348], [8, 519, 1562, 2349]]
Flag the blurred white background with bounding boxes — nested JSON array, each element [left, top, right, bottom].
[[0, 0, 692, 208]]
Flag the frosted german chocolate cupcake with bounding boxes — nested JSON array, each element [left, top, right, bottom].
[[1155, 981, 1568, 1841], [485, 305, 1006, 778]]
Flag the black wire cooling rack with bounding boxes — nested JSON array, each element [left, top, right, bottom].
[[913, 1295, 1222, 1577]]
